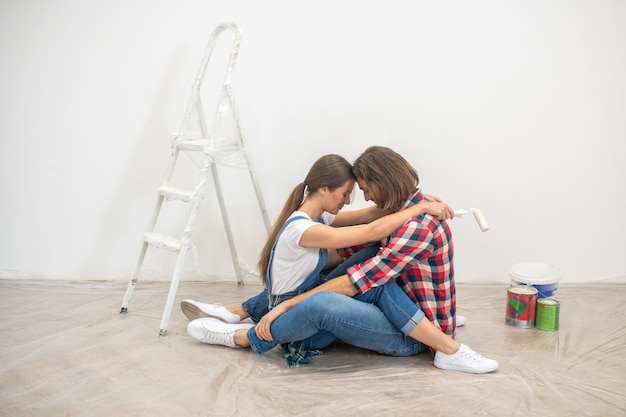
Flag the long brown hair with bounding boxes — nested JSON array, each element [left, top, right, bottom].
[[257, 154, 355, 284], [352, 146, 419, 211]]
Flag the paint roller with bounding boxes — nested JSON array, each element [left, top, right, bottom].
[[454, 208, 490, 232]]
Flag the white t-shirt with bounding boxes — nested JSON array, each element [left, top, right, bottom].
[[269, 211, 336, 294]]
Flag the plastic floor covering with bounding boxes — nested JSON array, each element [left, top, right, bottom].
[[0, 279, 624, 417]]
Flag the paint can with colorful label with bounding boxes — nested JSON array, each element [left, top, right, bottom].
[[535, 298, 560, 331], [506, 285, 538, 328]]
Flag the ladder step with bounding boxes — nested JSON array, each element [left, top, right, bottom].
[[158, 186, 195, 202], [144, 232, 182, 252], [177, 139, 210, 151], [177, 139, 242, 153], [177, 139, 247, 168]]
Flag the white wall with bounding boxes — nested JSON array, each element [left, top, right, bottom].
[[1, 0, 624, 284]]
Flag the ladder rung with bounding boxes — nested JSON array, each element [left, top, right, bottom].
[[177, 139, 243, 153], [144, 232, 182, 252], [158, 186, 194, 202], [176, 140, 248, 168], [177, 139, 210, 151]]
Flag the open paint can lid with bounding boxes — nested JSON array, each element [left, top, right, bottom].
[[509, 262, 561, 285]]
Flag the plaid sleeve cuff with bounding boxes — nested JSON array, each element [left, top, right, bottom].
[[347, 262, 379, 294]]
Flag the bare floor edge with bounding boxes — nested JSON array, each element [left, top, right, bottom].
[[1, 280, 625, 417]]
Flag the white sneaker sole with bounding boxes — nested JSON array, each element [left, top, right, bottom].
[[434, 360, 499, 374], [181, 300, 241, 323], [181, 300, 212, 321]]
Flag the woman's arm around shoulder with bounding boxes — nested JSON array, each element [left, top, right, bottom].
[[299, 200, 454, 250]]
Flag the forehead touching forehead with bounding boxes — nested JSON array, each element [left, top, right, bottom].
[[331, 178, 354, 192]]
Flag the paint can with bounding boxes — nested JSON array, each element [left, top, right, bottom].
[[535, 298, 560, 331], [506, 285, 538, 328], [509, 262, 561, 299]]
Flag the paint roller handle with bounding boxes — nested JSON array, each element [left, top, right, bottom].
[[454, 209, 469, 218]]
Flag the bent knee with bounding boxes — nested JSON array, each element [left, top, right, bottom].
[[302, 291, 346, 311]]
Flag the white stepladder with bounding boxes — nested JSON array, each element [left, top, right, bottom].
[[120, 22, 271, 336]]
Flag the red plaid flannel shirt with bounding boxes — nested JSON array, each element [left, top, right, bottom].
[[347, 190, 456, 336]]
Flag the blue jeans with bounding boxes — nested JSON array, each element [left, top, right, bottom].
[[243, 245, 428, 357], [247, 290, 427, 357], [242, 245, 380, 323], [241, 290, 270, 323]]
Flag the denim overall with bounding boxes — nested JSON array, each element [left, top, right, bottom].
[[266, 216, 328, 308], [265, 215, 328, 367]]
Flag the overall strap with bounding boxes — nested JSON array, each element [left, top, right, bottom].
[[266, 215, 329, 295], [265, 216, 308, 293]]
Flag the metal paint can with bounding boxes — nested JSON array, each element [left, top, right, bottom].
[[535, 298, 560, 331], [506, 285, 538, 328]]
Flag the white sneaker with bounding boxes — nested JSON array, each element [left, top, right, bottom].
[[180, 299, 241, 324], [434, 344, 499, 374], [456, 315, 467, 327], [187, 318, 254, 348]]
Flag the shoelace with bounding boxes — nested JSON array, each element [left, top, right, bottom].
[[201, 322, 234, 344], [460, 347, 485, 363]]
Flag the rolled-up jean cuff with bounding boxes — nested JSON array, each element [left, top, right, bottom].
[[399, 310, 425, 336]]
